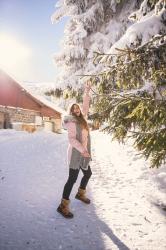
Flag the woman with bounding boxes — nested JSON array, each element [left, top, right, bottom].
[[57, 82, 92, 218]]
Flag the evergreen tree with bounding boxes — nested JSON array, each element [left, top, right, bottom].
[[90, 0, 166, 168], [50, 0, 139, 93]]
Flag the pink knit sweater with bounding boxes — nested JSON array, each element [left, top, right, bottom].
[[65, 92, 90, 166]]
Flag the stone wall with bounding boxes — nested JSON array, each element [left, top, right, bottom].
[[0, 112, 4, 129], [51, 118, 62, 133], [0, 105, 62, 133], [0, 105, 41, 128]]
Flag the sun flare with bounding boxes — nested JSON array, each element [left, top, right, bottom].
[[0, 33, 31, 78]]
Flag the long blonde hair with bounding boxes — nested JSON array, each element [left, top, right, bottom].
[[69, 103, 89, 131]]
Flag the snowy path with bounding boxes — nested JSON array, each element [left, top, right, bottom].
[[0, 130, 165, 250], [90, 132, 166, 250]]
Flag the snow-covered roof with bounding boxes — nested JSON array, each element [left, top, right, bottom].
[[29, 92, 66, 115], [22, 85, 66, 115]]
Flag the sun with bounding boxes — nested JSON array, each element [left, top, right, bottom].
[[0, 33, 31, 79]]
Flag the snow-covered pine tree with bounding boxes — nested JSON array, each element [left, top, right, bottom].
[[91, 0, 166, 168], [50, 0, 140, 102]]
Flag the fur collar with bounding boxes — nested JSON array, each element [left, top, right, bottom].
[[63, 115, 77, 124]]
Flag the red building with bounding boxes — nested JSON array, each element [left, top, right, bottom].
[[0, 69, 62, 133]]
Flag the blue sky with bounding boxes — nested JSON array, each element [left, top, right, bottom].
[[0, 0, 67, 83]]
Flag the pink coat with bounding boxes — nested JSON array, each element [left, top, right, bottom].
[[64, 92, 90, 166]]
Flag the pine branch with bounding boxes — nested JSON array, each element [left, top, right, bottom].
[[128, 127, 166, 135], [91, 87, 166, 103]]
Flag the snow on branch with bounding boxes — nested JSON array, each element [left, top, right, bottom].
[[75, 2, 104, 34]]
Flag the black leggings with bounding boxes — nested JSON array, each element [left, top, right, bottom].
[[62, 166, 92, 200]]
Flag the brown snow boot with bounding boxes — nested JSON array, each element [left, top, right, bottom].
[[57, 199, 74, 218], [75, 188, 90, 204]]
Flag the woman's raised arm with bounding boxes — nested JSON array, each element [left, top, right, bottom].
[[82, 81, 91, 118]]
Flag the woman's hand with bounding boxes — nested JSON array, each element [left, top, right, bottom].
[[81, 151, 91, 158]]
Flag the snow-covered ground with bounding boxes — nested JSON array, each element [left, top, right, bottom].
[[0, 129, 165, 250]]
